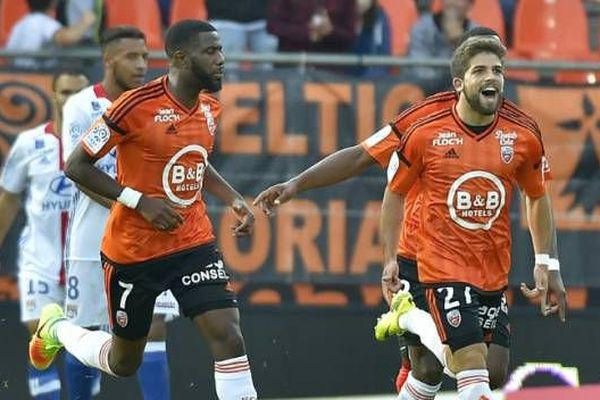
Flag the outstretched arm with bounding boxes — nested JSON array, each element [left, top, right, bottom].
[[254, 144, 375, 215]]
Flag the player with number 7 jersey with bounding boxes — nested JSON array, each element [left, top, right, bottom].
[[29, 21, 258, 399]]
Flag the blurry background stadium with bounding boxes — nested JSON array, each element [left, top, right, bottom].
[[1, 0, 600, 399]]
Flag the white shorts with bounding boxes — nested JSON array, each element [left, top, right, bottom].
[[18, 270, 65, 323], [65, 260, 179, 327]]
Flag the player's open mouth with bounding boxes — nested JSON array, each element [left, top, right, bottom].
[[481, 86, 498, 99]]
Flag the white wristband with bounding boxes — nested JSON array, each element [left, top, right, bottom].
[[117, 187, 142, 209], [534, 254, 550, 266], [548, 258, 560, 271]]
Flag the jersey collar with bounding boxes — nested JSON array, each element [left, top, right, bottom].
[[93, 83, 109, 99], [451, 105, 499, 141]]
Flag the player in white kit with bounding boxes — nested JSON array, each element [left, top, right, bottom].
[[0, 70, 89, 400], [61, 26, 179, 400]]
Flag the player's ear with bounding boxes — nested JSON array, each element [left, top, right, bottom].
[[171, 50, 189, 68], [452, 77, 464, 93]]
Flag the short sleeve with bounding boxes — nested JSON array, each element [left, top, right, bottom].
[[386, 131, 425, 195], [360, 125, 399, 169], [516, 137, 545, 199], [80, 93, 138, 158], [62, 98, 92, 161], [0, 134, 29, 194]]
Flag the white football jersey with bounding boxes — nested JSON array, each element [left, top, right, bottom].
[[62, 84, 114, 261], [0, 123, 71, 282]]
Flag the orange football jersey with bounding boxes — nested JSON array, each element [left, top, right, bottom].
[[362, 92, 455, 259], [362, 91, 551, 263], [81, 76, 222, 264], [387, 105, 546, 292]]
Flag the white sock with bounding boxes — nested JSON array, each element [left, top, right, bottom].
[[54, 320, 116, 376], [398, 308, 446, 366], [457, 369, 493, 399], [398, 371, 441, 399], [214, 355, 257, 400]]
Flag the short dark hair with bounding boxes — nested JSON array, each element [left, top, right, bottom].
[[164, 20, 216, 57], [51, 68, 88, 91], [458, 27, 501, 46], [451, 37, 507, 79], [27, 0, 54, 13], [100, 26, 146, 50]]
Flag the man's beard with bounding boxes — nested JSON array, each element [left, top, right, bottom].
[[464, 86, 500, 116], [191, 64, 222, 93]]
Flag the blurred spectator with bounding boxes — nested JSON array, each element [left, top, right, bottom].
[[65, 0, 103, 44], [267, 0, 356, 54], [6, 0, 96, 69], [407, 0, 477, 81], [351, 0, 390, 77], [207, 0, 278, 70]]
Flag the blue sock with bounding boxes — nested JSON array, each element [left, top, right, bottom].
[[64, 352, 101, 400], [28, 365, 60, 400], [137, 341, 170, 400]]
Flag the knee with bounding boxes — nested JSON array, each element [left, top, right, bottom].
[[109, 354, 143, 377], [412, 362, 443, 385], [409, 347, 443, 385], [209, 322, 246, 356], [411, 356, 443, 385], [448, 343, 488, 372], [217, 324, 245, 352]]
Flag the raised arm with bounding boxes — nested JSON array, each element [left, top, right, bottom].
[[253, 144, 376, 215]]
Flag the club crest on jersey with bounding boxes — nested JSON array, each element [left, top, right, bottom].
[[446, 309, 462, 328], [495, 130, 517, 163], [154, 108, 181, 123], [116, 310, 128, 327], [200, 103, 217, 136], [433, 131, 463, 147]]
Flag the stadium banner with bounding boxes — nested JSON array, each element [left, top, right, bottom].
[[1, 69, 599, 306]]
